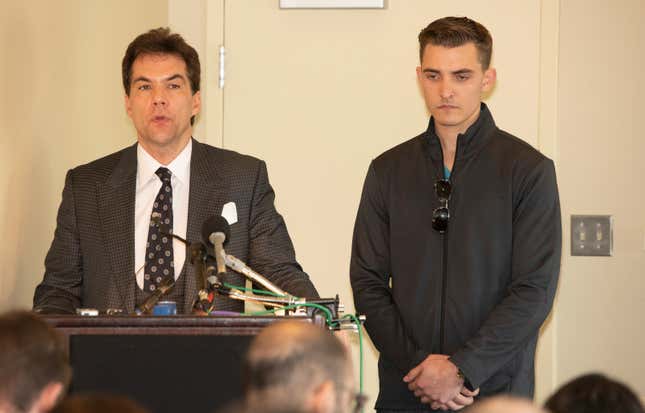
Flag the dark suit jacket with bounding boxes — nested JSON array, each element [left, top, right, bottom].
[[33, 139, 318, 314]]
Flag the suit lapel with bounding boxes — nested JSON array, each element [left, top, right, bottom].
[[182, 139, 229, 313], [97, 144, 137, 312]]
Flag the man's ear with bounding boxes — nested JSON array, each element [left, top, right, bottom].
[[482, 67, 497, 92], [416, 66, 424, 82], [308, 380, 335, 413], [31, 381, 65, 413], [191, 90, 202, 117], [124, 93, 133, 118]]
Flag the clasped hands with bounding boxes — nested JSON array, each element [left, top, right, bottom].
[[403, 354, 479, 411]]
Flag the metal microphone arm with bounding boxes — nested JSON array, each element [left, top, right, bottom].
[[214, 281, 359, 331], [220, 287, 302, 307], [209, 250, 363, 331], [222, 253, 294, 298]]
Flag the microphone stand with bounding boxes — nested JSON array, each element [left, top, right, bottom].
[[150, 216, 357, 326], [189, 242, 215, 314]]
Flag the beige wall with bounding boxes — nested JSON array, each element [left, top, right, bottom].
[[0, 0, 167, 310], [556, 0, 645, 396], [1, 0, 644, 408]]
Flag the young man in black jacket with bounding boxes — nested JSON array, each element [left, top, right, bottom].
[[350, 16, 561, 412]]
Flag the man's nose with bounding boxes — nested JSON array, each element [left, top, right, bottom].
[[152, 87, 167, 106], [439, 79, 454, 99]]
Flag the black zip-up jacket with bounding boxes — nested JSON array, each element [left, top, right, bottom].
[[350, 104, 561, 410]]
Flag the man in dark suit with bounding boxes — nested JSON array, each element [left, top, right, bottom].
[[33, 28, 318, 315]]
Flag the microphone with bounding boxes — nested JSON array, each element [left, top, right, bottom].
[[136, 277, 175, 315], [201, 215, 231, 281]]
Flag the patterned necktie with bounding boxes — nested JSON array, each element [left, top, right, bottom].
[[143, 167, 174, 293]]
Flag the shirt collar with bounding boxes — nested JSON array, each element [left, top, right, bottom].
[[136, 139, 192, 189]]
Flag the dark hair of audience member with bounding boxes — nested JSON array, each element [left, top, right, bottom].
[[215, 399, 306, 413], [544, 373, 645, 413], [0, 311, 71, 412]]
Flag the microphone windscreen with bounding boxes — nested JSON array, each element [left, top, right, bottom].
[[201, 215, 231, 246]]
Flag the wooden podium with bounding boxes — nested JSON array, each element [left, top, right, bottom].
[[44, 315, 319, 413]]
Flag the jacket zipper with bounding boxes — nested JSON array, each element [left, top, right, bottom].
[[439, 234, 448, 354], [438, 135, 459, 355]]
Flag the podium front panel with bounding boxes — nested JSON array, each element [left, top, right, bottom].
[[45, 315, 317, 413], [70, 334, 249, 412]]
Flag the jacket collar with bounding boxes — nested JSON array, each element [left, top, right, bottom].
[[423, 102, 497, 163]]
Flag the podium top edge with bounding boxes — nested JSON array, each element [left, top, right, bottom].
[[41, 315, 315, 328]]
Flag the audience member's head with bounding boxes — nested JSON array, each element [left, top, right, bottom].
[[465, 396, 544, 413], [243, 321, 358, 413], [216, 399, 306, 413], [50, 394, 150, 413], [544, 373, 644, 413], [0, 310, 71, 413]]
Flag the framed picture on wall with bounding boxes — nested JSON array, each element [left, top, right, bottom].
[[279, 0, 385, 9]]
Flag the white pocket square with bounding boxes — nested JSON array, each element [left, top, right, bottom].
[[221, 202, 238, 225]]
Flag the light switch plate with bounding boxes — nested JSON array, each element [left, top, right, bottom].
[[571, 215, 613, 256]]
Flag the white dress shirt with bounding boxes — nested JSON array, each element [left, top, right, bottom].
[[134, 141, 191, 290]]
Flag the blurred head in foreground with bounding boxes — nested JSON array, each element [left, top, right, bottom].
[[544, 373, 645, 413], [0, 310, 71, 413], [243, 320, 359, 413]]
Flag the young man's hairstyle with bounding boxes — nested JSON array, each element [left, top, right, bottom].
[[0, 311, 71, 413], [544, 373, 645, 413], [418, 16, 493, 70]]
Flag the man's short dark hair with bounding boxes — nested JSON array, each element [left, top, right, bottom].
[[121, 27, 201, 96], [418, 16, 493, 69], [0, 311, 71, 413], [544, 373, 645, 413]]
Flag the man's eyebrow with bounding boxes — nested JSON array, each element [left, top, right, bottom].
[[132, 76, 151, 83], [131, 74, 187, 83], [165, 74, 186, 82], [421, 68, 474, 75]]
